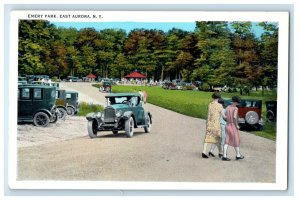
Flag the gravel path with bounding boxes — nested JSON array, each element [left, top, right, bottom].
[[17, 82, 276, 183]]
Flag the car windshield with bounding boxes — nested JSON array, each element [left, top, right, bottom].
[[107, 97, 129, 105]]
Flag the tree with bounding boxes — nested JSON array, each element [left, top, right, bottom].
[[258, 22, 278, 90], [193, 21, 236, 89], [231, 22, 261, 95], [124, 29, 165, 80], [18, 20, 59, 75]]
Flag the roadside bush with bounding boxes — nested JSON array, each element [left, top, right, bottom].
[[51, 76, 60, 82], [183, 85, 194, 90], [199, 83, 210, 91], [92, 83, 102, 88], [77, 102, 103, 116]]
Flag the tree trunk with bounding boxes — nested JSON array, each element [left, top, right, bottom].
[[160, 66, 164, 81]]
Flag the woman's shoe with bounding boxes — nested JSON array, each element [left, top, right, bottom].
[[218, 154, 223, 158], [209, 152, 215, 157], [222, 157, 231, 161], [202, 153, 209, 158], [236, 155, 245, 160]]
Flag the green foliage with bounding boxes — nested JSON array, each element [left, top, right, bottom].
[[77, 102, 103, 116], [199, 83, 210, 91], [109, 85, 276, 140], [18, 20, 278, 91]]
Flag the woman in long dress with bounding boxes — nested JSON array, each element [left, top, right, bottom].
[[202, 93, 223, 158], [222, 96, 244, 161]]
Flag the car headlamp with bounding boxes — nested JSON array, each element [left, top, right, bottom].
[[116, 110, 122, 117]]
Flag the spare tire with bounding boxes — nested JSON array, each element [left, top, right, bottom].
[[245, 111, 259, 125]]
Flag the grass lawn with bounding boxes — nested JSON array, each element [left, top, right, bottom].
[[93, 84, 277, 140]]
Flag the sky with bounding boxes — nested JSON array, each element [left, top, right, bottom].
[[51, 21, 267, 38]]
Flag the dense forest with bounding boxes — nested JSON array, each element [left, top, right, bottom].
[[18, 20, 278, 90]]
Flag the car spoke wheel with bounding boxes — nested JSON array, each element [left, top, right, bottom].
[[125, 117, 134, 138], [50, 112, 58, 123], [144, 114, 151, 133], [88, 120, 98, 138], [57, 107, 67, 120], [67, 106, 75, 116], [33, 112, 50, 127]]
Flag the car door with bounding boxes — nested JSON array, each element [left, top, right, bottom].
[[134, 96, 145, 125], [18, 87, 33, 119]]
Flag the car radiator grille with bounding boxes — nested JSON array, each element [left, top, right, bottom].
[[104, 107, 116, 123]]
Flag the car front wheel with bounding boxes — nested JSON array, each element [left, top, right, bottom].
[[33, 112, 50, 127], [88, 120, 98, 138], [125, 117, 134, 138]]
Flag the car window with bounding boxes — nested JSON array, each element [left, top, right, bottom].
[[245, 101, 252, 107], [114, 97, 128, 104], [66, 93, 71, 99], [33, 88, 42, 99], [130, 97, 138, 106], [21, 88, 30, 99]]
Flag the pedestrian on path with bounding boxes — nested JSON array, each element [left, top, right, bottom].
[[218, 98, 227, 154], [202, 92, 223, 159], [222, 96, 245, 161]]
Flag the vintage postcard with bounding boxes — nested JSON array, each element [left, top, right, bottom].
[[8, 10, 289, 190]]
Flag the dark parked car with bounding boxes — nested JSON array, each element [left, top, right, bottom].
[[66, 76, 79, 82], [162, 81, 177, 90], [86, 93, 152, 138], [55, 89, 68, 119], [18, 85, 58, 127], [265, 101, 277, 122], [225, 99, 264, 130], [99, 81, 112, 93], [66, 91, 80, 116]]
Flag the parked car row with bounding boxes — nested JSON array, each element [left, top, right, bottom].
[[162, 80, 197, 90], [18, 83, 79, 127]]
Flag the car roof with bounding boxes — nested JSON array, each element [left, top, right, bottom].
[[105, 93, 140, 98], [18, 84, 55, 89], [223, 98, 262, 102], [66, 91, 78, 94]]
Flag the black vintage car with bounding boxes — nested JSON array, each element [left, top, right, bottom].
[[99, 81, 112, 93], [266, 101, 277, 122], [66, 91, 79, 116], [55, 89, 68, 119], [18, 85, 58, 127]]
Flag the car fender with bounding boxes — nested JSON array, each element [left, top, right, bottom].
[[123, 111, 133, 120], [35, 109, 52, 117], [86, 112, 101, 121], [266, 110, 274, 117], [123, 111, 137, 126], [67, 105, 76, 110], [146, 112, 153, 124], [57, 105, 67, 111]]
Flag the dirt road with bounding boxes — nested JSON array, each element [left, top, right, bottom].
[[17, 82, 276, 183]]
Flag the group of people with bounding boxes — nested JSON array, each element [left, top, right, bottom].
[[202, 92, 244, 161]]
